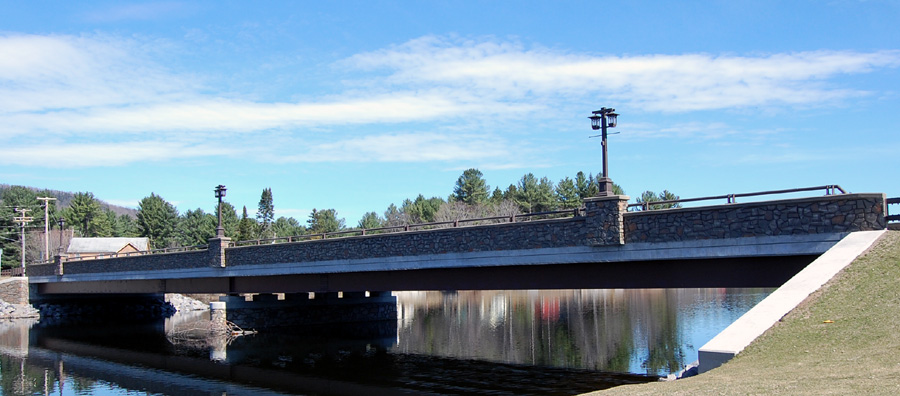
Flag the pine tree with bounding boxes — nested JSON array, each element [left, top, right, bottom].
[[514, 173, 556, 213], [64, 192, 104, 237], [272, 216, 305, 238], [450, 168, 490, 205], [177, 208, 215, 246], [256, 188, 275, 239], [237, 206, 258, 241], [308, 208, 345, 233], [358, 211, 384, 229], [555, 177, 580, 209], [136, 193, 179, 249]]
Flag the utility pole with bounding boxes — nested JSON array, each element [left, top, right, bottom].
[[12, 208, 34, 275], [37, 197, 57, 262]]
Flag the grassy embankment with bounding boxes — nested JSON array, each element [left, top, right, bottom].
[[591, 230, 900, 395]]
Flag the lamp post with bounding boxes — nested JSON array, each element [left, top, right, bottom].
[[214, 185, 227, 238], [588, 107, 619, 196], [57, 217, 66, 255]]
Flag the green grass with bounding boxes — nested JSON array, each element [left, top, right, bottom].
[[590, 231, 900, 395]]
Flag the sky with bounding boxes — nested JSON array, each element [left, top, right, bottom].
[[2, 1, 900, 224]]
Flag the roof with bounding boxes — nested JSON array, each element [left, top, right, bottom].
[[67, 237, 150, 254]]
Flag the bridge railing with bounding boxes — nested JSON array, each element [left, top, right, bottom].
[[230, 208, 581, 247], [56, 244, 208, 263], [887, 197, 900, 223], [626, 185, 847, 212], [0, 267, 25, 277]]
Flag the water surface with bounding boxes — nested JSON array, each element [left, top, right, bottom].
[[0, 287, 772, 395]]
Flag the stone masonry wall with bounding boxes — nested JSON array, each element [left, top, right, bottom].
[[227, 196, 629, 267], [0, 278, 29, 305], [624, 193, 886, 243], [27, 250, 209, 277]]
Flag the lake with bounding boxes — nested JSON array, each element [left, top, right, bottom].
[[0, 287, 772, 395]]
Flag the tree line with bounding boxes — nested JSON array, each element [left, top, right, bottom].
[[0, 170, 680, 267]]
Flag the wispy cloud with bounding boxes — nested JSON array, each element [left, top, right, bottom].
[[349, 36, 900, 112], [2, 33, 898, 168], [0, 141, 237, 168], [279, 132, 512, 163]]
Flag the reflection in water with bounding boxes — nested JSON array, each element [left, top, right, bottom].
[[0, 288, 772, 395], [395, 288, 773, 375]]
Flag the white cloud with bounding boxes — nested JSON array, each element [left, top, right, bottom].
[[2, 33, 898, 168], [349, 36, 900, 111], [0, 141, 237, 167], [280, 132, 511, 163]]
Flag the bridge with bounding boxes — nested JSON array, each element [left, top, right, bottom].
[[26, 187, 888, 296]]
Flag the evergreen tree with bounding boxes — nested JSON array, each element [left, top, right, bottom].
[[401, 195, 444, 223], [237, 206, 258, 241], [503, 184, 518, 201], [450, 168, 490, 205], [63, 192, 105, 237], [514, 173, 556, 213], [272, 216, 305, 238], [634, 190, 681, 210], [489, 187, 504, 204], [256, 187, 275, 239], [214, 201, 239, 238], [308, 208, 345, 233], [358, 211, 384, 229], [136, 193, 179, 249], [575, 171, 593, 200], [177, 208, 215, 246], [555, 177, 580, 209], [116, 214, 140, 237]]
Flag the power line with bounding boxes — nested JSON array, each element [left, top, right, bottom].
[[12, 208, 34, 272]]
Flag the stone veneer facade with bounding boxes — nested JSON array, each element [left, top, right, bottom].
[[0, 278, 29, 305], [623, 193, 886, 243], [26, 193, 885, 277]]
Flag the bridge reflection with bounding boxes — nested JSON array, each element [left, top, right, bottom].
[[1, 314, 656, 395]]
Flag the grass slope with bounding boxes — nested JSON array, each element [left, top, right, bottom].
[[592, 231, 900, 395]]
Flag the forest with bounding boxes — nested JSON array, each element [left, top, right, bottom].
[[0, 169, 679, 268]]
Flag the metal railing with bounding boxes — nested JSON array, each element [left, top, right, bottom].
[[59, 244, 208, 263], [0, 267, 25, 277], [627, 185, 847, 211], [887, 197, 900, 222], [230, 208, 581, 247]]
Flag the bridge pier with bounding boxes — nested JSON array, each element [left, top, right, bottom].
[[218, 291, 397, 332]]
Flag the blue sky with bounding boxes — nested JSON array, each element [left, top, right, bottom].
[[2, 1, 899, 224]]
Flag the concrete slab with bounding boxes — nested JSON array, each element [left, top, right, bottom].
[[698, 230, 886, 373]]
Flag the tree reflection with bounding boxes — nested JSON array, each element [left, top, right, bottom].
[[395, 288, 771, 376]]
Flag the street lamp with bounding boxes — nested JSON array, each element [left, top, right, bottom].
[[214, 185, 227, 238], [57, 217, 66, 255], [588, 107, 619, 196]]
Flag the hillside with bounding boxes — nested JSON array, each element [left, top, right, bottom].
[[0, 184, 138, 217]]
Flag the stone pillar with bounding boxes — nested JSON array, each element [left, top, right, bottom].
[[209, 301, 227, 361], [583, 195, 630, 245], [54, 254, 67, 276], [207, 237, 231, 268]]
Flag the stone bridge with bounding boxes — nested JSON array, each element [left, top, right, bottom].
[[26, 192, 887, 296]]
